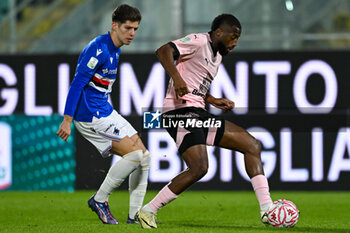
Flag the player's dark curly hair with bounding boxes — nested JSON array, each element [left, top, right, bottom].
[[210, 14, 241, 32], [112, 4, 141, 23]]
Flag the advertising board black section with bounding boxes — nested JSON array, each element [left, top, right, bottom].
[[0, 51, 349, 190]]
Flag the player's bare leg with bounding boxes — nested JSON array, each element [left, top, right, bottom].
[[218, 120, 272, 223], [168, 144, 208, 194], [218, 121, 264, 177], [136, 144, 208, 228]]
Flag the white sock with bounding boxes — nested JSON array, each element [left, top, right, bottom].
[[94, 150, 143, 203], [128, 150, 151, 219]]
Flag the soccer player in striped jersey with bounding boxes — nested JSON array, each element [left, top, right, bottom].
[[57, 4, 150, 225], [135, 14, 273, 228]]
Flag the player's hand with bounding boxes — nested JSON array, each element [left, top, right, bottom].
[[56, 116, 72, 142], [210, 98, 235, 112], [173, 78, 190, 99]]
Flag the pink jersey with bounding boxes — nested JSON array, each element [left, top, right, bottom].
[[163, 33, 222, 112]]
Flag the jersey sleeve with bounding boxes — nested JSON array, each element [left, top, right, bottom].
[[75, 40, 107, 78], [63, 40, 107, 117], [171, 33, 204, 60], [63, 72, 91, 116]]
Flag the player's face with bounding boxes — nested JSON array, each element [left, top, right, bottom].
[[112, 20, 139, 46], [217, 25, 241, 56]]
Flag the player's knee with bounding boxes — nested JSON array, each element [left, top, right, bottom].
[[248, 138, 261, 156], [191, 163, 208, 180], [123, 149, 144, 161], [198, 166, 208, 179], [141, 150, 151, 167]]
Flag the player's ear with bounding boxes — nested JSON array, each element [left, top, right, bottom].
[[215, 28, 223, 37], [112, 22, 119, 30]]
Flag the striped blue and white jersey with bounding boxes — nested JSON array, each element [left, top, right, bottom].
[[64, 32, 121, 122]]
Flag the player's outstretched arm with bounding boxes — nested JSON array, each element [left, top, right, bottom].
[[205, 93, 235, 112], [57, 73, 90, 142], [56, 115, 73, 142], [156, 44, 189, 98]]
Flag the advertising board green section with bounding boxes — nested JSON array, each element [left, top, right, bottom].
[[0, 115, 75, 191]]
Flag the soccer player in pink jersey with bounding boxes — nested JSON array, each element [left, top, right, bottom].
[[135, 14, 273, 228]]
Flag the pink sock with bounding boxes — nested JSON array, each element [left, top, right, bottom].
[[148, 185, 178, 213], [251, 174, 272, 210]]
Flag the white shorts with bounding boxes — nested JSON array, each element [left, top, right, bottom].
[[74, 110, 137, 158]]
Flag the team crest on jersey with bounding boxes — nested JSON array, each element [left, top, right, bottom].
[[87, 57, 98, 69], [113, 127, 120, 135], [180, 37, 192, 43]]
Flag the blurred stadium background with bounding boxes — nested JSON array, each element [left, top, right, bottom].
[[2, 0, 350, 53], [0, 0, 349, 193]]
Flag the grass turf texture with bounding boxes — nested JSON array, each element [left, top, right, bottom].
[[0, 191, 349, 233]]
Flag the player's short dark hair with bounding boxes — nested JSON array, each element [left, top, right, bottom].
[[210, 14, 241, 32], [112, 4, 141, 23]]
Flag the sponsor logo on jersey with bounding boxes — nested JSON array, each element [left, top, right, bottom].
[[192, 89, 206, 98], [87, 57, 98, 69], [180, 36, 192, 43], [102, 68, 117, 75], [108, 69, 117, 75]]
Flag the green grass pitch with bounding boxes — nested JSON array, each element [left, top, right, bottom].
[[0, 191, 350, 233]]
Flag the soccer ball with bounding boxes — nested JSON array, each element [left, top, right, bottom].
[[267, 199, 299, 228]]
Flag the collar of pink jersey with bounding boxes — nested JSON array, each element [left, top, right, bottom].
[[206, 32, 212, 42]]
